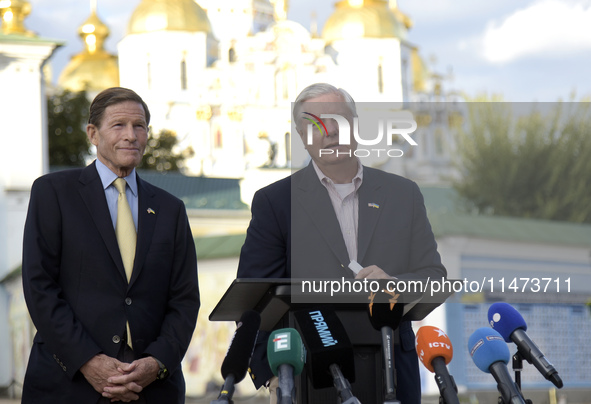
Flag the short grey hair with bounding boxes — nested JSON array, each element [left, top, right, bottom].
[[293, 83, 357, 132]]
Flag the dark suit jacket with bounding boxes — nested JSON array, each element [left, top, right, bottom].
[[21, 162, 200, 403], [237, 163, 446, 403]]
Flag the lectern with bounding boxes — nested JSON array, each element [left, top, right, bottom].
[[210, 278, 452, 403]]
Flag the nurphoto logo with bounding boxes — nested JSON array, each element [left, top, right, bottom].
[[304, 111, 418, 158]]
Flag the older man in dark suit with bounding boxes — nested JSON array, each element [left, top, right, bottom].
[[237, 83, 447, 403], [22, 87, 199, 403]]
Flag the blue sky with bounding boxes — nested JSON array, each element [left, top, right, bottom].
[[24, 0, 591, 102]]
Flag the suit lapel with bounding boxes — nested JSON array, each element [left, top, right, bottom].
[[78, 162, 127, 281], [129, 175, 158, 288], [357, 168, 385, 264], [293, 164, 349, 266]]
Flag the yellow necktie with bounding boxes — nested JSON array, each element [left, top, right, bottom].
[[113, 178, 136, 348], [114, 178, 136, 281]]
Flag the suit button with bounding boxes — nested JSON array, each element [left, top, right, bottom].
[[112, 335, 121, 344], [125, 297, 132, 305]]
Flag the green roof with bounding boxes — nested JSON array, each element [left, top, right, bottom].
[[0, 33, 64, 46], [194, 234, 246, 259], [420, 185, 463, 214], [138, 171, 247, 210], [429, 212, 591, 247], [49, 167, 247, 211], [0, 265, 21, 284], [419, 185, 591, 247]]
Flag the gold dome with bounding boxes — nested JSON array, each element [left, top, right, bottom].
[[128, 0, 212, 35], [58, 10, 118, 93], [322, 0, 408, 44], [411, 47, 428, 93], [0, 0, 33, 35]]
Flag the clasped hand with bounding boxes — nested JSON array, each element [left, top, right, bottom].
[[80, 354, 159, 402], [355, 264, 396, 280]]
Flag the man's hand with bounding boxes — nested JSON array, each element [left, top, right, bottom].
[[80, 354, 136, 399], [355, 265, 397, 280], [102, 357, 159, 402]]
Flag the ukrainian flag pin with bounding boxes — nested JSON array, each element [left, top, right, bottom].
[[147, 208, 156, 214]]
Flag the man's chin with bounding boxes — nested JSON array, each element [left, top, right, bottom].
[[313, 151, 356, 165]]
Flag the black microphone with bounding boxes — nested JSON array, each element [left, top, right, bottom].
[[469, 327, 526, 404], [293, 308, 361, 404], [212, 310, 261, 404], [368, 291, 404, 403], [488, 302, 563, 388]]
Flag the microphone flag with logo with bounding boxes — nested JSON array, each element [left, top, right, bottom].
[[293, 308, 355, 389], [416, 326, 459, 404]]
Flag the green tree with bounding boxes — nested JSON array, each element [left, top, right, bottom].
[[140, 129, 194, 172], [454, 99, 591, 223], [48, 89, 91, 167]]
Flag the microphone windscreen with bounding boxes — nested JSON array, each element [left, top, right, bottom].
[[488, 302, 527, 342], [367, 291, 404, 331], [293, 308, 355, 389], [468, 327, 510, 373], [267, 328, 306, 376], [415, 326, 453, 373], [221, 310, 261, 382]]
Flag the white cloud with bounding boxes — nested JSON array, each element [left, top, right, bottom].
[[482, 0, 591, 63]]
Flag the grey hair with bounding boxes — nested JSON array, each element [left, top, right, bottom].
[[293, 83, 357, 132]]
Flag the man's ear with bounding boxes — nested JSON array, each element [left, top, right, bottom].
[[295, 125, 307, 150], [86, 124, 98, 146]]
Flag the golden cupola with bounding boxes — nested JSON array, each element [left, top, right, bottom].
[[57, 3, 119, 93], [128, 0, 212, 35], [322, 0, 412, 44], [0, 0, 33, 36]]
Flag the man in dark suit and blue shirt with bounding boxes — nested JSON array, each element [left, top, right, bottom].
[[22, 87, 199, 403], [237, 83, 447, 403]]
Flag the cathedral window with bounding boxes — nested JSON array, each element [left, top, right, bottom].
[[181, 59, 188, 90], [378, 63, 384, 94], [147, 60, 152, 90], [285, 132, 291, 164]]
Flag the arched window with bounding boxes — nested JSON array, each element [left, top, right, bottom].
[[181, 59, 188, 90], [285, 132, 291, 164], [377, 62, 384, 94], [147, 59, 152, 90]]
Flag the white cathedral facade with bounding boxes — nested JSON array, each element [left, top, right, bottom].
[[0, 0, 462, 395], [56, 0, 460, 182]]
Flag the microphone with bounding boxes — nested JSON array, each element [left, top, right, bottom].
[[293, 308, 361, 404], [415, 326, 459, 404], [488, 302, 563, 388], [267, 328, 306, 404], [212, 310, 261, 404], [468, 327, 526, 404], [368, 291, 404, 402]]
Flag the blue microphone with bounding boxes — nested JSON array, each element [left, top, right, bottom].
[[468, 328, 526, 404], [488, 302, 563, 388]]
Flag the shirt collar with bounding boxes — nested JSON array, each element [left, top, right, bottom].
[[95, 158, 138, 197], [312, 159, 363, 189]]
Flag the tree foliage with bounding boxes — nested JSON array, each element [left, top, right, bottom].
[[140, 129, 194, 172], [453, 99, 591, 224], [47, 89, 91, 167]]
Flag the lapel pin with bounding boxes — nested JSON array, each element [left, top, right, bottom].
[[368, 203, 379, 209], [147, 208, 156, 215]]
